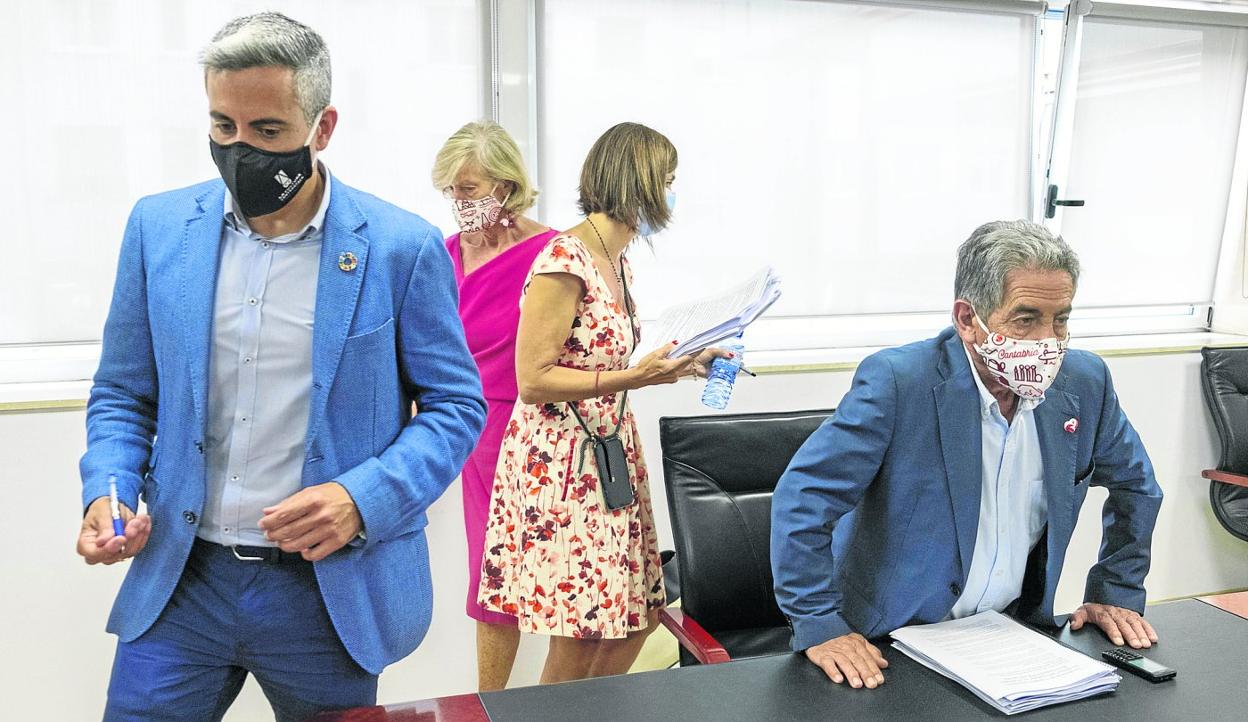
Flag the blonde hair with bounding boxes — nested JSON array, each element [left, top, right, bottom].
[[577, 122, 677, 233], [431, 120, 538, 215]]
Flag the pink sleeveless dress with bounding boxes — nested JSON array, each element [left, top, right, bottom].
[[447, 228, 559, 625]]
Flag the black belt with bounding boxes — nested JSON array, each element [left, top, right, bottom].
[[195, 538, 308, 564]]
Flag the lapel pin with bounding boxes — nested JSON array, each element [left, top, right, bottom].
[[1064, 418, 1079, 434], [338, 251, 358, 272]]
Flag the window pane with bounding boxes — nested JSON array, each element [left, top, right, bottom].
[[539, 0, 1033, 322], [0, 0, 482, 345], [1060, 19, 1248, 307]]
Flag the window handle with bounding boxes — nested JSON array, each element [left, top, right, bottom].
[[1045, 184, 1085, 219]]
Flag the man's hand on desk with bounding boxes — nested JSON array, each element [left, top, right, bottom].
[[260, 482, 362, 562], [1070, 603, 1159, 649], [804, 632, 889, 689]]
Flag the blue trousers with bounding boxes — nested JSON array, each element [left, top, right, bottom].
[[104, 539, 377, 722]]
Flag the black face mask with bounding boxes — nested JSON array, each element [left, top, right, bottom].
[[209, 117, 320, 218]]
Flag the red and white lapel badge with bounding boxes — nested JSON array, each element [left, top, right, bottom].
[[1064, 418, 1079, 434]]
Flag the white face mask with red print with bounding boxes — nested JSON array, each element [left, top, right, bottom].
[[971, 311, 1069, 400], [451, 185, 511, 234]]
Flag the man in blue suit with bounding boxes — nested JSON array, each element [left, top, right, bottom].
[[772, 220, 1162, 690], [74, 13, 485, 720]]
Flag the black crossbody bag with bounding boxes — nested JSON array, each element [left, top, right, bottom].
[[566, 266, 637, 511], [567, 396, 634, 511]]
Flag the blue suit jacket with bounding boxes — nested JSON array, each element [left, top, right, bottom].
[[80, 178, 486, 673], [771, 327, 1162, 651]]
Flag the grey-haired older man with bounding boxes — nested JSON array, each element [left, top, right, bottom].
[[772, 220, 1163, 690], [76, 12, 484, 720]]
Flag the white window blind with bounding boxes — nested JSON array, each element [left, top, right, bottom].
[[1058, 18, 1248, 308], [538, 0, 1036, 325], [0, 0, 482, 345]]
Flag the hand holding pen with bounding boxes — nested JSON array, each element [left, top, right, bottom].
[[109, 475, 126, 537], [76, 474, 152, 565], [687, 346, 758, 379]]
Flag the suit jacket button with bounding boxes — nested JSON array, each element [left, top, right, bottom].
[[183, 510, 198, 524], [949, 583, 962, 597]]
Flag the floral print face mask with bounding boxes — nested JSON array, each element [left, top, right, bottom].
[[451, 185, 511, 233], [971, 312, 1068, 400]]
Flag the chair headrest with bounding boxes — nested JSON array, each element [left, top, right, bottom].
[[659, 409, 834, 494]]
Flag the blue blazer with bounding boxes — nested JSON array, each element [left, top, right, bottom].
[[80, 179, 486, 674], [771, 327, 1162, 651]]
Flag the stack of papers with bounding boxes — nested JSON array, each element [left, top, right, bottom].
[[889, 611, 1120, 715], [635, 266, 782, 361]]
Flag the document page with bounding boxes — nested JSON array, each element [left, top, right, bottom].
[[633, 267, 781, 362], [890, 611, 1119, 714]]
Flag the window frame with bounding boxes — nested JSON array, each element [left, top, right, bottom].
[[5, 0, 1248, 388]]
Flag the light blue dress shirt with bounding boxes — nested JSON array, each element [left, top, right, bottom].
[[199, 168, 331, 547], [948, 345, 1048, 619]]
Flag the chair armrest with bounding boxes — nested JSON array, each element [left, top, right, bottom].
[[1201, 470, 1248, 488], [658, 607, 732, 665]]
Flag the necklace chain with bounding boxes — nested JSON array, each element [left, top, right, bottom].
[[585, 216, 636, 345], [585, 216, 623, 288]]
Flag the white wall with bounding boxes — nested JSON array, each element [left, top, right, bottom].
[[1, 350, 1245, 719]]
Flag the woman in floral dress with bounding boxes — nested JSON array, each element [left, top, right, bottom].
[[478, 123, 728, 683]]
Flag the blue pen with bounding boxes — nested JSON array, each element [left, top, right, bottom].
[[108, 474, 126, 538]]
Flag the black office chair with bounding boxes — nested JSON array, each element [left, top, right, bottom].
[[1198, 347, 1248, 542], [657, 408, 834, 665]]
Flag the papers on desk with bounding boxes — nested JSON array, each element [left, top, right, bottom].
[[634, 266, 781, 361], [889, 611, 1120, 715]]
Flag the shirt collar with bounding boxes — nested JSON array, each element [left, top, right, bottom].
[[962, 343, 1042, 418], [224, 163, 332, 243]]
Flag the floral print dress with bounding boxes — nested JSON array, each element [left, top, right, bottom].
[[478, 234, 665, 639]]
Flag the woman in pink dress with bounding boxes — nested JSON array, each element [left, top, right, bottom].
[[432, 121, 558, 691], [478, 123, 728, 684]]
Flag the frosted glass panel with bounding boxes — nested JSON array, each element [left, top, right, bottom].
[[0, 0, 481, 344], [539, 0, 1033, 320], [1061, 19, 1248, 307]]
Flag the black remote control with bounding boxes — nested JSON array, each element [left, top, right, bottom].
[[1101, 648, 1176, 682]]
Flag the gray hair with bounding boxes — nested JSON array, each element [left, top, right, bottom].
[[200, 12, 331, 125], [954, 220, 1080, 318]]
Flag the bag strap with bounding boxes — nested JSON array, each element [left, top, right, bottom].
[[567, 390, 627, 439], [567, 252, 637, 453]]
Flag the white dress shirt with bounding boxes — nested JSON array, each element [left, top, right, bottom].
[[948, 345, 1048, 619], [198, 168, 331, 547]]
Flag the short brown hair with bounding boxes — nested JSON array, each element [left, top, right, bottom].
[[577, 122, 677, 233]]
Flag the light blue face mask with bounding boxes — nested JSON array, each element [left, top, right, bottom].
[[637, 189, 677, 238]]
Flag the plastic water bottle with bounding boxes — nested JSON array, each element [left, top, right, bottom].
[[701, 335, 745, 410]]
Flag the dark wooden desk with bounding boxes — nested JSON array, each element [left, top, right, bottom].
[[317, 599, 1247, 721]]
